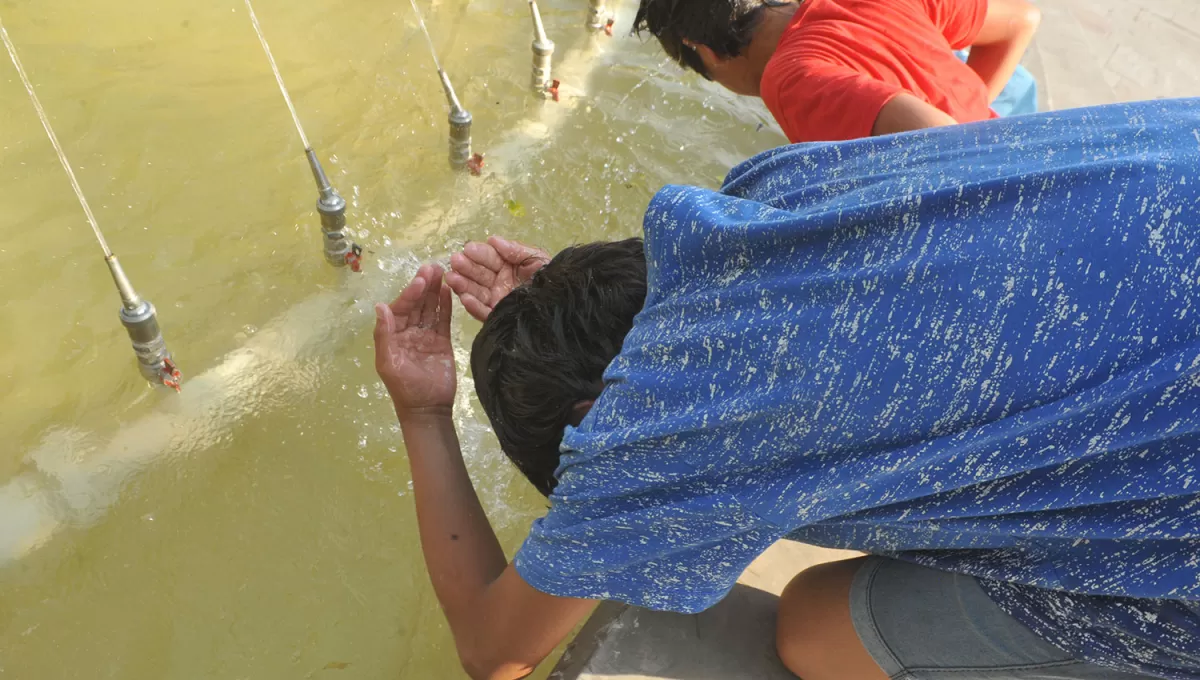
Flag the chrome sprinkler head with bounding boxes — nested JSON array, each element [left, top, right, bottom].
[[106, 252, 143, 312], [448, 106, 473, 169], [529, 0, 555, 94], [439, 70, 473, 168], [586, 0, 610, 30], [305, 148, 362, 270], [105, 255, 182, 391]]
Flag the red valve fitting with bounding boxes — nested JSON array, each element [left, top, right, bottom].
[[345, 243, 364, 272], [467, 153, 485, 176], [160, 357, 182, 392]]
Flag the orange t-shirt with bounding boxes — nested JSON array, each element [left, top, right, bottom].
[[759, 0, 996, 143]]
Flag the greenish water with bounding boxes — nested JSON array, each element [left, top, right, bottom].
[[0, 0, 783, 676]]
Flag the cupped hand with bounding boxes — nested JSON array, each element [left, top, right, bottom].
[[445, 235, 549, 322], [374, 264, 457, 417]]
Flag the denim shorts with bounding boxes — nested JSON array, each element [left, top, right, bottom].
[[849, 557, 1151, 680]]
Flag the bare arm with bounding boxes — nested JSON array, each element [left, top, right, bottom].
[[871, 93, 960, 136], [375, 266, 593, 680], [399, 411, 595, 679], [966, 0, 1042, 103]]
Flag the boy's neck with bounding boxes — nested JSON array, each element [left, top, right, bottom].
[[745, 3, 800, 96]]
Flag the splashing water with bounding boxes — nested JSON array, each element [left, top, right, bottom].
[[0, 18, 111, 256], [408, 0, 444, 73], [243, 0, 313, 149]]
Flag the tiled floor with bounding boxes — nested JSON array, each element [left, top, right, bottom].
[[1030, 0, 1200, 109]]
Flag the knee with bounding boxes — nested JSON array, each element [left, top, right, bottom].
[[774, 558, 865, 679]]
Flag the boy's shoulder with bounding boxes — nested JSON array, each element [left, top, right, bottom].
[[778, 0, 934, 37], [763, 0, 943, 90]]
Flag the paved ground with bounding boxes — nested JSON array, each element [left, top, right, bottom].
[[549, 4, 1199, 678], [1026, 0, 1200, 108]]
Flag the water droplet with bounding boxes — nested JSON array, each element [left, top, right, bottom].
[[357, 385, 369, 398]]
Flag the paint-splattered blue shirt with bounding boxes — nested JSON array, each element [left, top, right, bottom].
[[513, 99, 1200, 678]]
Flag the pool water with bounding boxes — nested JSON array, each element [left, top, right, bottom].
[[0, 0, 783, 676]]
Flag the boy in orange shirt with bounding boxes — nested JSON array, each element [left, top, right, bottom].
[[633, 0, 1041, 142]]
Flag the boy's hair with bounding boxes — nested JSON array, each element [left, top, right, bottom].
[[633, 0, 790, 78], [471, 239, 648, 497]]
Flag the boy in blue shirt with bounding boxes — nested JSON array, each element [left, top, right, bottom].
[[375, 99, 1200, 680]]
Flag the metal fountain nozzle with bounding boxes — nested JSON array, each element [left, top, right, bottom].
[[304, 148, 361, 270], [105, 255, 181, 391], [529, 0, 555, 94], [440, 69, 473, 169], [586, 0, 611, 30]]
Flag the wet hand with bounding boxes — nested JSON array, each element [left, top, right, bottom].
[[445, 235, 549, 322], [374, 264, 457, 417]]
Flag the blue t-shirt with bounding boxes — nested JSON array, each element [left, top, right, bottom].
[[513, 99, 1200, 678]]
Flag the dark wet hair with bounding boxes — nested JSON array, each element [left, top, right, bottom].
[[471, 239, 648, 497], [633, 0, 792, 78]]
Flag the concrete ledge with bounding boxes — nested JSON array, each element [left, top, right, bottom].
[[549, 541, 857, 680]]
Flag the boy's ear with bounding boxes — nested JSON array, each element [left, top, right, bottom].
[[689, 43, 727, 75], [569, 400, 595, 427]]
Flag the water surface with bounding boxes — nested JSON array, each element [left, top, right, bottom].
[[0, 0, 784, 676]]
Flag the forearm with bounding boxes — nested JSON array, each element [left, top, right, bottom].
[[398, 409, 508, 629], [966, 44, 1033, 104], [967, 0, 1042, 103], [376, 267, 590, 680]]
